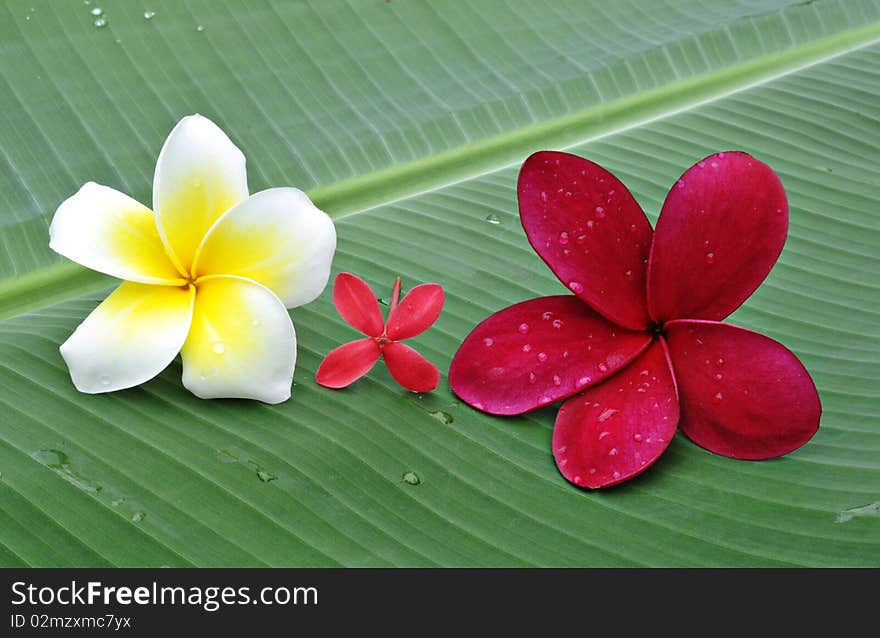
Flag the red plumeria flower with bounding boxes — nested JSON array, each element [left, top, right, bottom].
[[450, 151, 821, 489], [316, 273, 444, 392]]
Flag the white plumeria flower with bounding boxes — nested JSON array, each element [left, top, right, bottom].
[[49, 114, 336, 404]]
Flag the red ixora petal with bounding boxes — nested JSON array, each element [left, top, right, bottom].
[[647, 152, 788, 323], [316, 338, 382, 389], [333, 273, 385, 338], [449, 296, 652, 415], [518, 151, 654, 330], [665, 320, 821, 460], [553, 339, 679, 489], [383, 342, 439, 392], [386, 283, 444, 341]]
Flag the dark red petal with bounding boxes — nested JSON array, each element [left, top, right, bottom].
[[386, 283, 444, 341], [647, 152, 788, 322], [553, 339, 679, 489], [665, 320, 821, 459], [518, 151, 653, 330], [333, 272, 385, 337], [382, 342, 440, 392], [315, 338, 381, 389], [449, 296, 652, 415]]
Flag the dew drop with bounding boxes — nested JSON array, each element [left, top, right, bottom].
[[577, 376, 591, 387], [485, 213, 501, 225], [196, 24, 205, 32], [704, 252, 715, 264], [569, 281, 584, 293], [558, 231, 569, 245], [522, 344, 532, 352], [711, 161, 719, 169], [402, 471, 420, 486], [598, 408, 618, 422], [90, 6, 103, 16], [713, 391, 723, 404], [714, 372, 723, 381], [594, 206, 606, 218], [562, 350, 569, 359], [629, 224, 638, 234], [703, 239, 710, 248], [586, 220, 595, 230], [716, 357, 725, 366], [589, 467, 597, 475], [676, 180, 685, 189], [537, 352, 548, 362], [553, 375, 561, 386], [552, 319, 563, 329], [483, 337, 494, 347], [143, 10, 156, 19], [608, 448, 618, 456], [528, 372, 536, 385], [212, 342, 226, 355], [131, 511, 146, 523], [597, 362, 608, 373], [576, 234, 587, 244], [624, 269, 633, 280], [598, 431, 610, 440], [93, 16, 107, 27], [613, 471, 621, 479], [573, 475, 583, 485], [633, 433, 642, 442], [518, 322, 530, 334], [542, 311, 553, 321], [540, 191, 548, 202]]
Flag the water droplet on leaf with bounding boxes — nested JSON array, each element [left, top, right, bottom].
[[93, 16, 107, 27], [131, 511, 146, 523], [144, 10, 156, 19], [402, 471, 420, 485], [90, 6, 103, 16]]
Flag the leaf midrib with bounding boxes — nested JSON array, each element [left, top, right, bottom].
[[1, 20, 879, 321]]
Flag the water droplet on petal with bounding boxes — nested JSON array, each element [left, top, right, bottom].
[[609, 448, 618, 456], [540, 191, 548, 202], [716, 357, 725, 366], [528, 372, 537, 385], [629, 224, 638, 234], [594, 206, 606, 218], [598, 363, 608, 373], [552, 319, 563, 329], [537, 352, 548, 362], [711, 161, 719, 169], [624, 269, 633, 280], [705, 252, 715, 264], [677, 180, 685, 189], [613, 471, 621, 479], [522, 344, 532, 352], [518, 322, 530, 334], [568, 281, 584, 293], [483, 337, 494, 347], [586, 220, 595, 230], [598, 431, 610, 440], [542, 311, 552, 321], [553, 375, 561, 386], [576, 234, 587, 244], [598, 408, 618, 422], [589, 467, 597, 475], [633, 433, 642, 442], [212, 342, 225, 355], [713, 391, 723, 404], [714, 372, 723, 381], [577, 376, 591, 387]]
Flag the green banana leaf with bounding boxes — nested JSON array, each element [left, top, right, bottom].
[[0, 0, 878, 566]]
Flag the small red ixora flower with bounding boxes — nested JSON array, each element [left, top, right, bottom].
[[449, 150, 821, 489], [316, 273, 444, 392]]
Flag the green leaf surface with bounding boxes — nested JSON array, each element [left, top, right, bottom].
[[0, 0, 878, 566]]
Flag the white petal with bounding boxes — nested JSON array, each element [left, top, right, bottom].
[[181, 276, 295, 404], [60, 282, 195, 393], [50, 182, 184, 284], [153, 114, 249, 274], [193, 188, 336, 308]]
